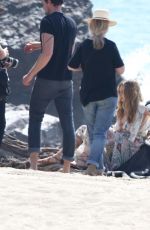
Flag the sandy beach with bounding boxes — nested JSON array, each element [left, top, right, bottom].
[[0, 168, 150, 230]]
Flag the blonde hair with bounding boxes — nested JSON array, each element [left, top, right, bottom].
[[117, 80, 143, 124], [89, 19, 109, 49]]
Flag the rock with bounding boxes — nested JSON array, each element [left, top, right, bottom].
[[0, 0, 92, 48], [5, 104, 62, 147]]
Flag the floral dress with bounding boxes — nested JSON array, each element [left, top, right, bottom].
[[74, 125, 89, 167], [109, 104, 150, 170]]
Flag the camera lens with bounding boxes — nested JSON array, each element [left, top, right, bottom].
[[7, 57, 19, 68]]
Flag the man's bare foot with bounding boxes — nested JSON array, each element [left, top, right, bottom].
[[60, 160, 70, 173], [30, 152, 39, 170]]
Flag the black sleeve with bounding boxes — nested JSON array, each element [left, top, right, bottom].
[[40, 18, 54, 35], [69, 43, 82, 69], [0, 69, 9, 97], [112, 43, 124, 68]]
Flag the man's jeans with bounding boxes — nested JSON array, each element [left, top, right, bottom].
[[28, 78, 75, 161], [0, 99, 6, 146], [83, 97, 117, 169]]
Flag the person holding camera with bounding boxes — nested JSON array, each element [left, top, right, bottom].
[[22, 0, 77, 173], [0, 44, 19, 146], [0, 45, 9, 146]]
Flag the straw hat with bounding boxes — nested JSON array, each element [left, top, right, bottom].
[[85, 9, 117, 26]]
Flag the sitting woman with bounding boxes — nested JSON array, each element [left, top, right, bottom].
[[106, 80, 150, 170]]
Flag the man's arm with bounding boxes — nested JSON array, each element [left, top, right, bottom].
[[22, 33, 54, 86]]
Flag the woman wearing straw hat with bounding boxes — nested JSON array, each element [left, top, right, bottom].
[[68, 9, 125, 175]]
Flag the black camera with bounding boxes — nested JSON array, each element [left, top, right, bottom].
[[0, 56, 19, 68]]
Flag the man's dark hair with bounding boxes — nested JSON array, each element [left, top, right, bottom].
[[44, 0, 64, 6]]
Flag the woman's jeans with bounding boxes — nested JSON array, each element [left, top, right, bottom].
[[83, 97, 117, 169], [0, 99, 6, 146], [28, 78, 75, 161]]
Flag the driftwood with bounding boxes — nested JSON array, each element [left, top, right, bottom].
[[1, 134, 60, 157], [1, 134, 28, 157], [0, 134, 61, 170]]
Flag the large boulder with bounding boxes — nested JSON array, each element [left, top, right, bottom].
[[0, 0, 92, 49], [5, 104, 62, 147]]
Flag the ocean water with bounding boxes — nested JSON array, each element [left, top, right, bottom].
[[91, 0, 150, 103]]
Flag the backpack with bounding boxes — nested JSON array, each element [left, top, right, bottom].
[[117, 144, 150, 175]]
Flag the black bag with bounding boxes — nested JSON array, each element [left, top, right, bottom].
[[0, 69, 9, 99], [117, 144, 150, 175]]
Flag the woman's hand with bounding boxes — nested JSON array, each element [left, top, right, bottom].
[[24, 42, 34, 53], [24, 42, 41, 53]]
